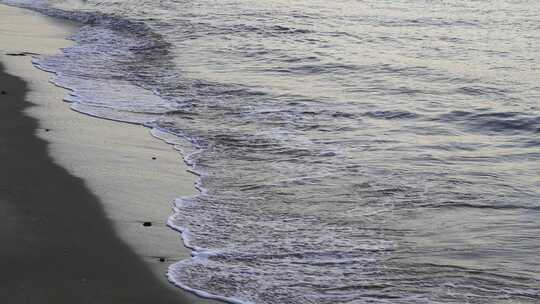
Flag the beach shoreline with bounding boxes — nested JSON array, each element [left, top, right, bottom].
[[0, 57, 192, 304], [0, 4, 221, 303]]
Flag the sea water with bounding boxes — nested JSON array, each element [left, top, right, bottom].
[[3, 0, 540, 303]]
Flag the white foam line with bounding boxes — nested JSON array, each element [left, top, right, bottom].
[[151, 127, 253, 304], [4, 2, 252, 301], [166, 262, 254, 304], [166, 209, 255, 304]]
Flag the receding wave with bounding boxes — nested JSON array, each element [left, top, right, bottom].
[[3, 0, 540, 303]]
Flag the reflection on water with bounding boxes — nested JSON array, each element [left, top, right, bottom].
[[4, 0, 540, 302]]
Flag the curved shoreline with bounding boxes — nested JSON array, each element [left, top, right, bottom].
[[0, 62, 195, 303], [0, 4, 223, 303]]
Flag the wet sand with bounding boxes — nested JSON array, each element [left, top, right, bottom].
[[0, 61, 195, 304], [0, 4, 221, 304]]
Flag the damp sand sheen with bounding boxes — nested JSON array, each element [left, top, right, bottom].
[[0, 4, 220, 304]]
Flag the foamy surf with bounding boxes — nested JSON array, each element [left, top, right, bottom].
[[3, 0, 540, 303]]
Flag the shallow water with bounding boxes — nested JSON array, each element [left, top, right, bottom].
[[4, 0, 540, 303]]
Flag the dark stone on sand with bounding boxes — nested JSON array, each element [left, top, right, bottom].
[[6, 51, 40, 57], [159, 257, 166, 262], [1, 90, 6, 95], [6, 53, 27, 57], [45, 129, 50, 132], [143, 221, 152, 227], [152, 157, 157, 160]]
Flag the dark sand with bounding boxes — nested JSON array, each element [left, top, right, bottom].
[[0, 63, 194, 303]]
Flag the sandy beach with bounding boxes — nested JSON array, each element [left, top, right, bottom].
[[3, 0, 540, 303], [0, 4, 220, 303]]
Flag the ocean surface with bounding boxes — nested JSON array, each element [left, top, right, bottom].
[[3, 0, 540, 303]]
